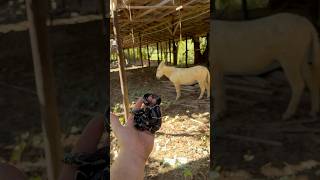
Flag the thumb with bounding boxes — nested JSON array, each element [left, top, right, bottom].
[[110, 113, 123, 135]]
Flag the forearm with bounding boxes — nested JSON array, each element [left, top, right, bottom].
[[111, 150, 146, 180]]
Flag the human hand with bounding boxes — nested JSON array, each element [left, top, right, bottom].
[[110, 98, 155, 163]]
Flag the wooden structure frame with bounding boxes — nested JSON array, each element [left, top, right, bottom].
[[25, 0, 108, 179], [111, 0, 210, 49]]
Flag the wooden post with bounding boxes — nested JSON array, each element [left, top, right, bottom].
[[112, 6, 130, 120], [241, 0, 248, 20], [185, 36, 188, 67], [139, 33, 143, 67], [147, 44, 150, 67], [157, 42, 160, 65], [173, 39, 178, 65], [26, 0, 62, 179], [165, 41, 168, 63], [160, 42, 163, 61], [169, 39, 172, 64], [318, 0, 320, 27]]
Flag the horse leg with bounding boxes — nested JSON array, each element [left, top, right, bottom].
[[213, 67, 226, 118], [282, 63, 305, 120], [198, 81, 205, 99], [174, 83, 181, 100], [301, 62, 319, 117]]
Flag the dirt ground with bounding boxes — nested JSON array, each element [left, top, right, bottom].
[[212, 70, 320, 179], [0, 21, 106, 178], [110, 67, 210, 179]]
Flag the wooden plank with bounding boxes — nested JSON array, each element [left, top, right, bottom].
[[118, 5, 194, 9], [25, 0, 62, 179], [136, 0, 172, 19], [112, 8, 130, 120]]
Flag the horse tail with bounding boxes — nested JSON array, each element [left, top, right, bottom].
[[311, 25, 320, 89]]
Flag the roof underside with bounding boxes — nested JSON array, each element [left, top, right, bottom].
[[111, 0, 210, 48]]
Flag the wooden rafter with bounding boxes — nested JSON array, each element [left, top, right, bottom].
[[111, 0, 209, 48]]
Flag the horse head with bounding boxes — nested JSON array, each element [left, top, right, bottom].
[[156, 61, 166, 79]]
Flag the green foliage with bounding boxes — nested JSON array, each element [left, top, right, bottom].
[[183, 167, 193, 177], [112, 103, 122, 113], [111, 36, 209, 66], [119, 115, 125, 125], [10, 132, 29, 163], [199, 37, 207, 54]]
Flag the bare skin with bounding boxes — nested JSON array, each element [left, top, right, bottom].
[[59, 115, 105, 180], [110, 98, 155, 180]]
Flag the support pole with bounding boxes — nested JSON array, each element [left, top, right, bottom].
[[147, 44, 150, 67], [112, 6, 130, 121], [241, 0, 248, 20], [173, 39, 178, 65], [157, 42, 160, 65], [160, 42, 163, 61], [185, 36, 188, 67], [169, 39, 172, 64], [26, 0, 62, 179], [139, 33, 143, 67], [165, 41, 168, 63]]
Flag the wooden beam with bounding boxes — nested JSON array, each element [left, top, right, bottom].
[[25, 0, 62, 179], [112, 8, 130, 120], [118, 5, 194, 9], [135, 0, 172, 19], [158, 0, 203, 19]]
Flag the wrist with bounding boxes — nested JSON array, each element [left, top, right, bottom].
[[118, 149, 147, 165], [111, 150, 146, 180]]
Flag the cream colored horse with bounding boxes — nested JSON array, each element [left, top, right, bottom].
[[210, 13, 320, 120], [156, 61, 210, 100]]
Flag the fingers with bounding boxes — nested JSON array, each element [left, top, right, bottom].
[[72, 115, 104, 154], [127, 98, 144, 127], [134, 97, 144, 110], [110, 113, 122, 135]]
